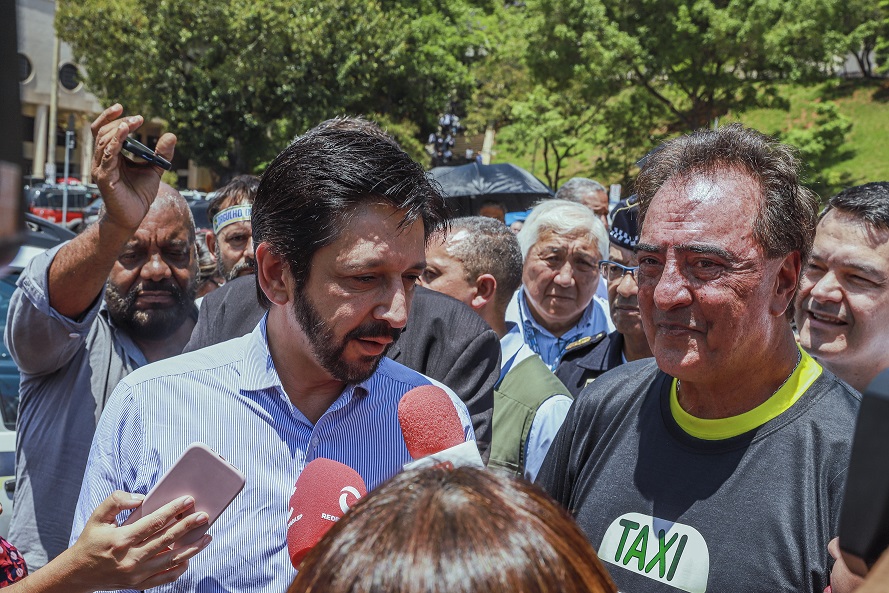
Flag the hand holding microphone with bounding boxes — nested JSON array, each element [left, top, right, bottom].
[[397, 385, 484, 471], [287, 458, 367, 568]]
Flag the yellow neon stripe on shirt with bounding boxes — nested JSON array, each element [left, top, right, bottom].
[[670, 346, 822, 440]]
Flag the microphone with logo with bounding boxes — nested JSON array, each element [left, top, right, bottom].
[[398, 384, 485, 471], [287, 458, 366, 568]]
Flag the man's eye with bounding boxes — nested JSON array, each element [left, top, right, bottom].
[[421, 269, 439, 282]]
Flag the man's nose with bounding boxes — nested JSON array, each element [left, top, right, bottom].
[[616, 270, 639, 297], [808, 271, 843, 303], [375, 281, 410, 329], [244, 237, 255, 261], [553, 261, 576, 287], [652, 261, 691, 310], [140, 253, 172, 282]]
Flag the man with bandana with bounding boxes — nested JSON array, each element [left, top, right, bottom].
[[556, 196, 654, 396], [3, 104, 199, 569], [204, 175, 259, 283]]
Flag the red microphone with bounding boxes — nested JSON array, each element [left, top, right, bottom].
[[287, 458, 366, 568], [397, 384, 484, 470]]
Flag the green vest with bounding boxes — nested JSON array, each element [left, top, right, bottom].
[[488, 355, 571, 477]]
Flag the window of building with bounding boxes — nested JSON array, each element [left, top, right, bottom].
[[59, 63, 82, 92], [19, 53, 33, 83]]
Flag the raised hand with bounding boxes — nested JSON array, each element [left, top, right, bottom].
[[90, 104, 177, 232]]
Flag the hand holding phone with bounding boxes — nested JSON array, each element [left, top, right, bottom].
[[122, 137, 173, 170], [121, 443, 246, 548]]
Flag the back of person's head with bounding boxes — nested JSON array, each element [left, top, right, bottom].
[[555, 177, 607, 202], [448, 216, 523, 308], [478, 200, 507, 222], [517, 199, 609, 260], [288, 466, 617, 593], [634, 123, 819, 265], [252, 116, 448, 306], [823, 182, 889, 229], [208, 174, 260, 221]]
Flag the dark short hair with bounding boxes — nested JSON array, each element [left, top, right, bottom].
[[448, 216, 523, 308], [208, 174, 260, 221], [252, 117, 448, 307], [635, 124, 819, 266], [288, 467, 616, 593], [823, 182, 889, 229]]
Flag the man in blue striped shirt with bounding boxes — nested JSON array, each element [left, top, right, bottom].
[[70, 116, 473, 593]]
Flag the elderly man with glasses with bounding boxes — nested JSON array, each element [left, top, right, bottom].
[[556, 196, 653, 396]]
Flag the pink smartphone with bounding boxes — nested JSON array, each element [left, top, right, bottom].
[[121, 442, 246, 548]]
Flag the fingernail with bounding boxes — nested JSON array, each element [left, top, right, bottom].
[[195, 512, 209, 524], [201, 534, 212, 546], [128, 116, 140, 124], [118, 122, 128, 130], [129, 493, 145, 502], [182, 496, 195, 506]]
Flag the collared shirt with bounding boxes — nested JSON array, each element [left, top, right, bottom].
[[505, 288, 614, 370], [500, 324, 572, 482], [70, 317, 474, 593], [3, 242, 148, 569]]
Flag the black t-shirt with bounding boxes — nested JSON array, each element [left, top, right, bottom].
[[537, 359, 860, 593]]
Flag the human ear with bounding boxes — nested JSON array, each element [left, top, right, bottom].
[[204, 231, 217, 255], [772, 251, 802, 317], [470, 274, 498, 311], [256, 242, 289, 306]]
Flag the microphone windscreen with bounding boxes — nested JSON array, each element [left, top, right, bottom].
[[840, 368, 889, 576], [398, 384, 466, 459], [287, 458, 367, 568]]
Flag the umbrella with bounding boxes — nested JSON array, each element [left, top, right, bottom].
[[428, 163, 553, 216]]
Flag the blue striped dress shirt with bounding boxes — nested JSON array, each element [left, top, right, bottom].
[[70, 317, 474, 593]]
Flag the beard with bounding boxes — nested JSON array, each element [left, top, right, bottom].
[[292, 288, 402, 384], [215, 243, 255, 282], [105, 277, 197, 340]]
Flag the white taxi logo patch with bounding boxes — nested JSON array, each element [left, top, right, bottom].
[[598, 512, 709, 593]]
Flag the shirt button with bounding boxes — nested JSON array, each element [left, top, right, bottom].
[[68, 333, 79, 339]]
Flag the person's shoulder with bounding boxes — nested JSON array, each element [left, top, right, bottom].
[[804, 367, 862, 423], [205, 275, 259, 307], [573, 358, 661, 413], [560, 330, 611, 366], [119, 334, 252, 393], [410, 286, 489, 331]]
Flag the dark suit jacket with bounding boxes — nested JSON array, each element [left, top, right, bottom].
[[555, 330, 624, 397], [185, 277, 498, 456]]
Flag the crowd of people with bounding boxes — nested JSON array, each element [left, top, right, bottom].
[[1, 102, 888, 593]]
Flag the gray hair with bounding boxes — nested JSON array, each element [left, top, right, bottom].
[[635, 124, 818, 266], [447, 216, 523, 308], [555, 178, 607, 203], [517, 199, 609, 262]]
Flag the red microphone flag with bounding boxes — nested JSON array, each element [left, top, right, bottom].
[[287, 458, 367, 568]]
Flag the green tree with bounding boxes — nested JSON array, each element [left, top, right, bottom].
[[825, 0, 889, 79], [781, 101, 854, 200], [499, 86, 602, 189], [56, 0, 486, 180], [525, 0, 838, 132]]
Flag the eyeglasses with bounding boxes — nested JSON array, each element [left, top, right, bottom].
[[598, 260, 639, 282]]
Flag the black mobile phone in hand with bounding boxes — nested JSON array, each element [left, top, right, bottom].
[[122, 137, 173, 170]]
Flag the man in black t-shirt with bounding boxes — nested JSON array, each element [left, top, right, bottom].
[[537, 125, 860, 593]]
